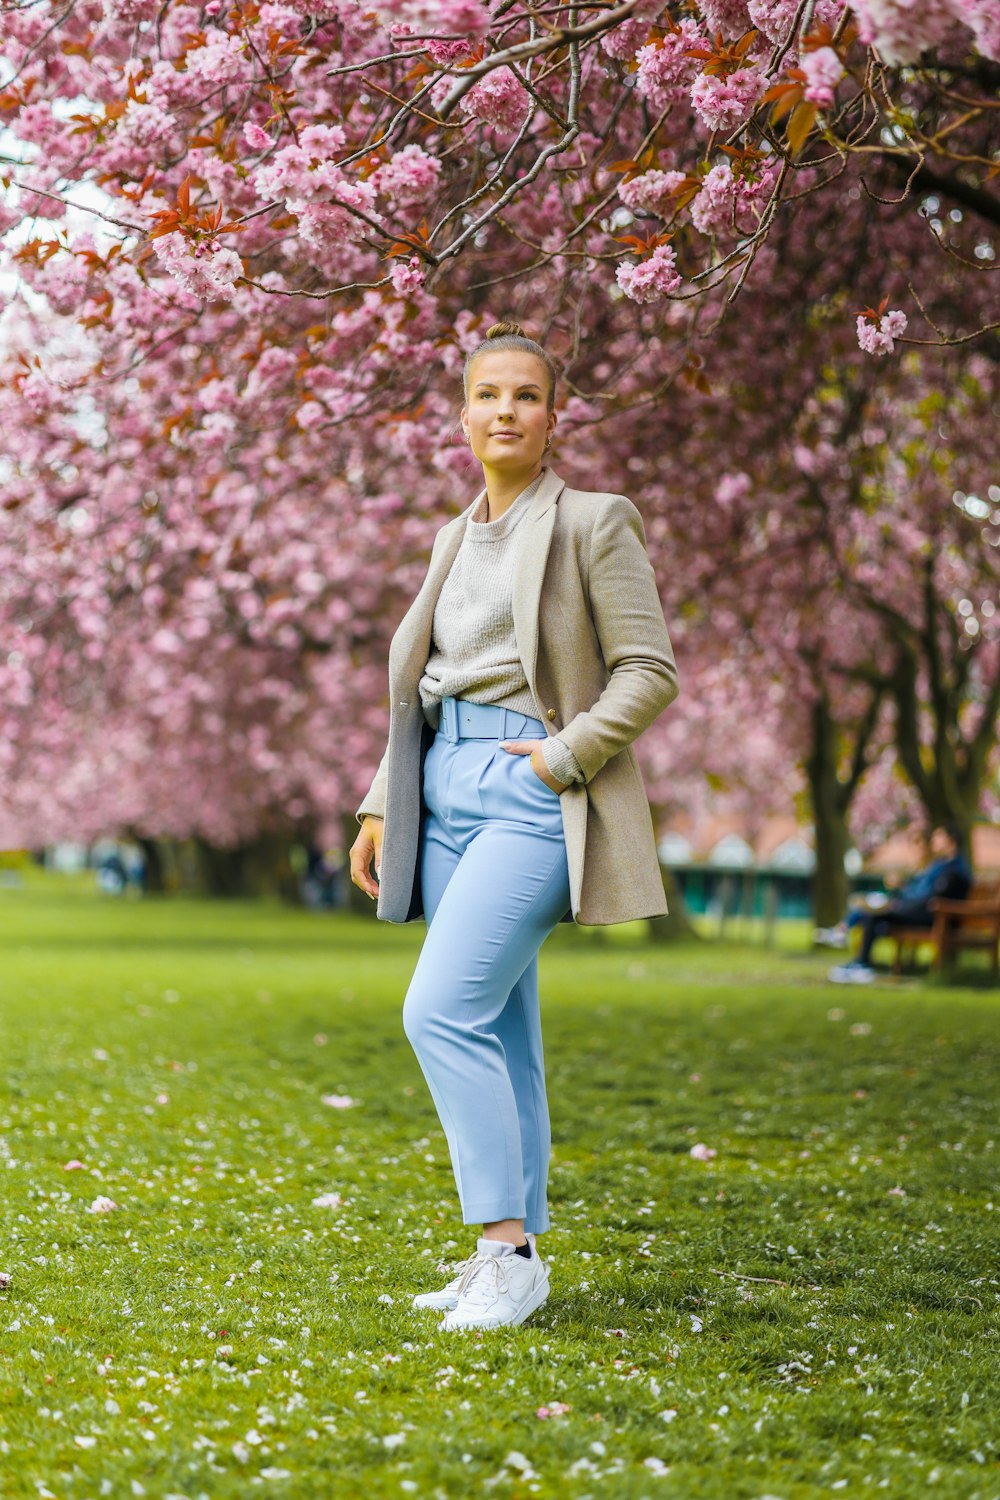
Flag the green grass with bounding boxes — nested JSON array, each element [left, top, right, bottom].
[[1, 872, 997, 1500]]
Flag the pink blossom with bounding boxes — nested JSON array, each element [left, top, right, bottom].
[[850, 0, 959, 64], [600, 16, 651, 59], [297, 196, 379, 254], [152, 232, 243, 302], [390, 255, 425, 296], [461, 67, 531, 131], [746, 0, 800, 42], [296, 401, 326, 431], [242, 121, 273, 152], [19, 370, 61, 416], [961, 0, 1000, 60], [192, 411, 237, 450], [184, 29, 250, 87], [426, 37, 475, 64], [371, 145, 442, 209], [615, 243, 682, 302], [689, 160, 775, 235], [321, 1093, 355, 1108], [635, 23, 706, 110], [690, 66, 768, 134], [690, 163, 737, 235], [311, 1191, 343, 1207], [254, 125, 354, 204], [716, 472, 752, 508], [619, 169, 689, 217], [243, 346, 298, 402], [250, 123, 381, 253], [536, 1401, 572, 1418], [63, 1159, 86, 1170], [856, 307, 907, 355], [689, 1142, 717, 1160], [88, 1195, 119, 1212], [800, 46, 844, 107], [369, 1, 490, 34], [699, 0, 753, 38]]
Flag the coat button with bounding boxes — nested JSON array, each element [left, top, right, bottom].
[[546, 708, 556, 720]]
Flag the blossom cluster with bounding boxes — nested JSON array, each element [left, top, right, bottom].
[[251, 123, 381, 258], [369, 0, 491, 35], [800, 45, 845, 107], [689, 162, 777, 236], [856, 308, 908, 356], [690, 67, 768, 135], [370, 146, 443, 210], [454, 66, 531, 131], [851, 0, 999, 63], [151, 234, 244, 302], [634, 23, 707, 112], [619, 170, 690, 218], [615, 243, 682, 303]]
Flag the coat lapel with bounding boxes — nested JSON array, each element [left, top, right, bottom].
[[390, 465, 567, 705], [511, 466, 564, 699]]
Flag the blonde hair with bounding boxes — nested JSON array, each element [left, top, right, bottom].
[[463, 320, 558, 413]]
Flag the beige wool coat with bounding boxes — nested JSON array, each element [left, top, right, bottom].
[[355, 464, 680, 926]]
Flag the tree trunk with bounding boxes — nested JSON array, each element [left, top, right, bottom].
[[646, 829, 697, 941], [131, 834, 165, 894], [805, 696, 851, 928], [803, 677, 885, 929], [192, 832, 301, 902]]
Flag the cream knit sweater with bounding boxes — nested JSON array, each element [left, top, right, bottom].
[[417, 471, 584, 786]]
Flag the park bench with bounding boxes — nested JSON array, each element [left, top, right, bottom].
[[885, 878, 1000, 977]]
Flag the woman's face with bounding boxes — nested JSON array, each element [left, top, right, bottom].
[[461, 350, 556, 471]]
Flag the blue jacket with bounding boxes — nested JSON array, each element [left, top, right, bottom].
[[897, 854, 972, 906]]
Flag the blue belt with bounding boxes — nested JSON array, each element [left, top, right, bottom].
[[438, 696, 546, 742]]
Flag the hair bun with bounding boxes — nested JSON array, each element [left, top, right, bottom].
[[486, 320, 527, 340]]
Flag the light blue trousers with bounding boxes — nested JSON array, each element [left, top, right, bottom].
[[401, 696, 572, 1236]]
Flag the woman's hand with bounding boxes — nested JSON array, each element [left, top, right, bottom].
[[350, 815, 383, 900], [500, 739, 570, 794]]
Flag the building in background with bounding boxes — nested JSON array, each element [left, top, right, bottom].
[[659, 815, 1000, 922]]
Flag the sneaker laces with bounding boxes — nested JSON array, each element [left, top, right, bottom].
[[452, 1250, 512, 1307], [444, 1252, 478, 1285]]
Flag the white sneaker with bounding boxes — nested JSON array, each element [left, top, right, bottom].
[[440, 1236, 550, 1332], [828, 961, 876, 984], [412, 1232, 538, 1312]]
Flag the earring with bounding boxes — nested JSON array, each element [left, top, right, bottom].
[[544, 437, 551, 451]]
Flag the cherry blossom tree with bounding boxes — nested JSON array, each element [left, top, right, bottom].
[[1, 0, 997, 910]]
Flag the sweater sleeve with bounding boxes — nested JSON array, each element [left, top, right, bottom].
[[539, 734, 586, 785], [356, 741, 389, 826]]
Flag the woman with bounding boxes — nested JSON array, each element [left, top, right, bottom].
[[350, 321, 679, 1331]]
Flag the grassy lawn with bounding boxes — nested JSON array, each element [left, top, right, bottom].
[[1, 871, 997, 1500]]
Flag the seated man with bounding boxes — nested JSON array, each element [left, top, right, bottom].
[[828, 820, 972, 983]]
